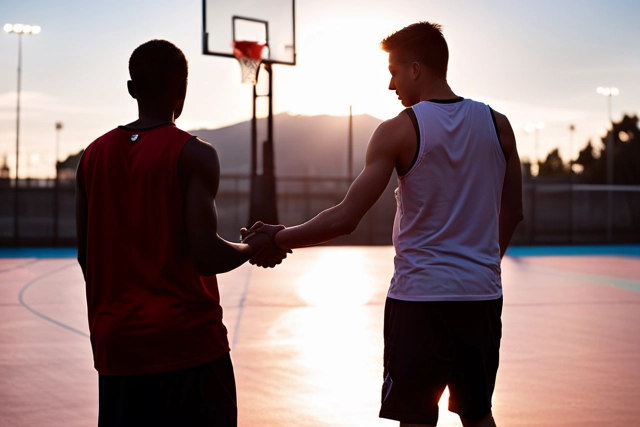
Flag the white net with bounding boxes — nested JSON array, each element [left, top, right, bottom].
[[233, 41, 266, 85], [237, 56, 262, 85]]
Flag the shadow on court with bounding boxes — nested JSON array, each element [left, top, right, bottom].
[[1, 246, 639, 426]]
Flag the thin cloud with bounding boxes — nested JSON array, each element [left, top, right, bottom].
[[0, 91, 111, 118]]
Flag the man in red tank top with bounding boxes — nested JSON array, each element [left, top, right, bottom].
[[75, 40, 287, 427]]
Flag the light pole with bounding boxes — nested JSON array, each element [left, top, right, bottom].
[[596, 86, 619, 185], [348, 105, 353, 180], [4, 23, 41, 245], [55, 123, 63, 165], [568, 124, 575, 175], [54, 122, 63, 245], [597, 86, 619, 242], [524, 122, 545, 176], [524, 121, 544, 244], [568, 124, 576, 243]]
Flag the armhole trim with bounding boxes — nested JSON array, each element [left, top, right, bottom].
[[489, 107, 508, 162], [403, 107, 420, 171]]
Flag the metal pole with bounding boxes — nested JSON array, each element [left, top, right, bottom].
[[532, 128, 539, 244], [251, 85, 257, 178], [606, 94, 614, 242], [54, 122, 62, 245], [348, 106, 353, 180], [535, 128, 539, 175], [13, 33, 22, 245], [262, 63, 278, 224], [266, 64, 273, 172], [568, 124, 575, 244], [569, 124, 574, 175], [248, 63, 278, 226], [248, 76, 259, 227], [606, 94, 614, 185]]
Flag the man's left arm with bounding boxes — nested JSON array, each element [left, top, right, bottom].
[[75, 153, 88, 280], [494, 110, 524, 258]]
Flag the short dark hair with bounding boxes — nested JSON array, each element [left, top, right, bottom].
[[380, 22, 449, 78], [128, 40, 188, 100]]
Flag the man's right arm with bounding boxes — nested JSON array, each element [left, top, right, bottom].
[[494, 110, 524, 258], [267, 114, 410, 250], [179, 137, 283, 275]]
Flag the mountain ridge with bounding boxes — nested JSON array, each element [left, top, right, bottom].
[[189, 112, 383, 176]]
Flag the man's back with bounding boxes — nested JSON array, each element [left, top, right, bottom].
[[390, 98, 506, 301], [74, 39, 289, 427], [80, 124, 229, 376]]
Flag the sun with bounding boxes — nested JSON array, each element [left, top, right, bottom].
[[277, 16, 403, 119]]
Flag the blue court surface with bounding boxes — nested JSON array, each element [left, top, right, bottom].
[[1, 245, 639, 426], [2, 244, 639, 259], [506, 244, 640, 257], [0, 247, 78, 258]]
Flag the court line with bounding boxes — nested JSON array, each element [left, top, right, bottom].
[[232, 266, 253, 348], [0, 258, 40, 275], [18, 261, 90, 339], [515, 258, 640, 294]]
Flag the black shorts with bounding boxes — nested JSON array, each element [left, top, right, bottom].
[[379, 296, 502, 425], [98, 352, 237, 427]]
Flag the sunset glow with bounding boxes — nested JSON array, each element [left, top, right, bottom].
[[279, 16, 400, 120], [1, 1, 639, 178], [296, 248, 374, 308]]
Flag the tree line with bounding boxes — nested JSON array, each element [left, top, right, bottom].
[[532, 114, 639, 185]]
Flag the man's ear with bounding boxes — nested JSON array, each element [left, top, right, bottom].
[[411, 61, 421, 80], [127, 80, 137, 99]]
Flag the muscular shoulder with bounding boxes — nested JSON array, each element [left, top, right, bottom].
[[369, 112, 415, 154], [178, 136, 220, 181], [379, 111, 415, 139], [491, 109, 516, 160], [366, 111, 417, 174]]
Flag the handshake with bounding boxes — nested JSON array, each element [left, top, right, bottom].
[[241, 221, 292, 268]]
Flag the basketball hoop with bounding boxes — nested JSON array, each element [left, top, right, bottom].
[[233, 41, 266, 85]]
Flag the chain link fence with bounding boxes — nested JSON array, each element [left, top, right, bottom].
[[1, 177, 639, 246]]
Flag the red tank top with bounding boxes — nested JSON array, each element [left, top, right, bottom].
[[81, 124, 230, 376]]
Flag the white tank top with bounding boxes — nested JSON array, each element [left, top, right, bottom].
[[388, 98, 506, 301]]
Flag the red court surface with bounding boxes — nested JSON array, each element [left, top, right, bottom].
[[1, 246, 639, 426]]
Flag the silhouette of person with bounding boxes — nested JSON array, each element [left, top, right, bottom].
[[244, 22, 523, 427], [75, 39, 288, 427]]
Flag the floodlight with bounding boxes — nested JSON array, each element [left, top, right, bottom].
[[597, 86, 619, 97]]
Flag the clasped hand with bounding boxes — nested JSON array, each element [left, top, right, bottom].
[[241, 221, 291, 268]]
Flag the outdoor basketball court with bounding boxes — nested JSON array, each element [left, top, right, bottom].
[[1, 1, 638, 426], [1, 245, 639, 426]]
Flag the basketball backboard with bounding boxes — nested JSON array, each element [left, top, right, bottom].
[[202, 0, 296, 66]]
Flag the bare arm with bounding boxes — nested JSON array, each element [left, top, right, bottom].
[[273, 116, 410, 250], [179, 137, 282, 275], [75, 153, 88, 280], [494, 110, 524, 258]]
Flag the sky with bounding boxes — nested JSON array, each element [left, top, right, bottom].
[[1, 0, 639, 178]]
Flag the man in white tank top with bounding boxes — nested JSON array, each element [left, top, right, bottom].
[[244, 22, 523, 427]]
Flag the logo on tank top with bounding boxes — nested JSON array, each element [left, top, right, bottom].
[[131, 134, 139, 142]]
